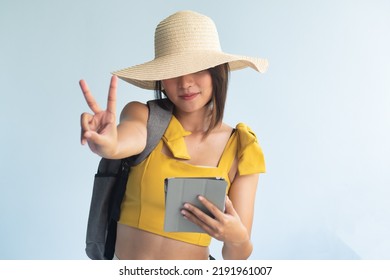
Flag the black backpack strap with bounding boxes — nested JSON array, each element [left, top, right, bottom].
[[104, 99, 172, 259], [110, 98, 173, 221], [132, 99, 173, 165]]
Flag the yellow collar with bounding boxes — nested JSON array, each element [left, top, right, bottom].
[[162, 116, 192, 160]]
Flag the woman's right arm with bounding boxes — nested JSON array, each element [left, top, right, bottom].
[[80, 75, 148, 159]]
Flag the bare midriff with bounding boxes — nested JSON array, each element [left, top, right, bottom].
[[115, 223, 209, 260]]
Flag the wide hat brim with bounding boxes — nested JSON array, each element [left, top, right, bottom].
[[112, 10, 269, 90], [112, 51, 268, 90]]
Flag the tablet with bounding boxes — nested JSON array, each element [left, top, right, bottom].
[[164, 177, 227, 233]]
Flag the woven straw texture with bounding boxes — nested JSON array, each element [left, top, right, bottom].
[[112, 10, 268, 89]]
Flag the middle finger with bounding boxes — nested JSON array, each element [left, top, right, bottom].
[[80, 79, 102, 113]]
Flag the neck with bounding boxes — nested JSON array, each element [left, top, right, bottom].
[[174, 107, 212, 134]]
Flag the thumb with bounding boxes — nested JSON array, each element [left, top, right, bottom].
[[85, 131, 110, 155], [84, 130, 105, 146]]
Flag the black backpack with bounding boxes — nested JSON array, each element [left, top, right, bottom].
[[85, 99, 173, 260]]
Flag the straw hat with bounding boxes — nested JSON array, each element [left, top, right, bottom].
[[112, 10, 269, 90]]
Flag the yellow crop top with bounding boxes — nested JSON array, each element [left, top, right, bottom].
[[118, 116, 265, 246]]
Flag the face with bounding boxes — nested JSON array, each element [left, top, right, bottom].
[[161, 70, 213, 114]]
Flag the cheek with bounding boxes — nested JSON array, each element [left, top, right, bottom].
[[202, 75, 213, 91], [161, 80, 177, 96], [161, 78, 177, 89], [203, 77, 213, 93]]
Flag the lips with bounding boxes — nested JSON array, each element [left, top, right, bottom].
[[179, 92, 199, 101]]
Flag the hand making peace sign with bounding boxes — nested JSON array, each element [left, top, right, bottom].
[[79, 76, 119, 157]]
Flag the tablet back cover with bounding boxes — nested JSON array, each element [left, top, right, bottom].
[[164, 177, 227, 233]]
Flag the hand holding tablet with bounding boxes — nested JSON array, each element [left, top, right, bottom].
[[164, 177, 227, 233]]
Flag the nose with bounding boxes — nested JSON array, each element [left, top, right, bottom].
[[178, 74, 194, 89]]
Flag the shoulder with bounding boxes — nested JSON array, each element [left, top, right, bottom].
[[233, 123, 266, 175], [219, 122, 234, 135], [234, 123, 259, 145], [120, 101, 148, 123], [208, 123, 234, 146]]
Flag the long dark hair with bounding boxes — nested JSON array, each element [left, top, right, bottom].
[[154, 63, 230, 135]]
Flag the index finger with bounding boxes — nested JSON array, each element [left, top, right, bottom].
[[79, 79, 102, 113], [106, 75, 117, 114]]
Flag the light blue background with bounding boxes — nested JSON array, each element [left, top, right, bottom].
[[1, 0, 389, 260]]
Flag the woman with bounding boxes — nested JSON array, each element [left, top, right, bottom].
[[80, 10, 268, 260]]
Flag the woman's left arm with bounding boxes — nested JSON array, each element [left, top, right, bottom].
[[182, 173, 259, 260], [221, 173, 259, 259]]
